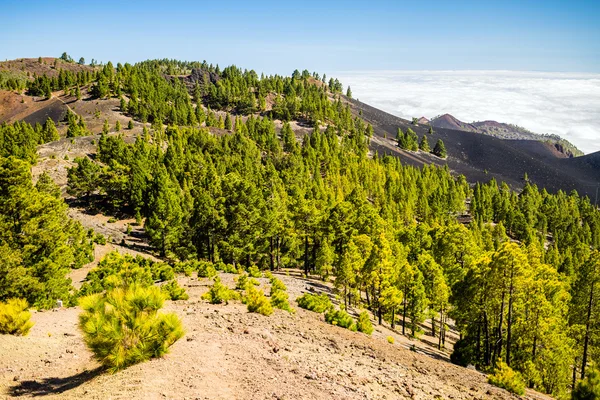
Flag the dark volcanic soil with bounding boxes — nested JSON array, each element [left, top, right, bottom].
[[348, 98, 600, 198]]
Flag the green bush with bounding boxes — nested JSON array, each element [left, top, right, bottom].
[[78, 285, 184, 372], [93, 233, 107, 245], [325, 309, 356, 331], [387, 336, 395, 344], [248, 278, 260, 286], [235, 273, 249, 290], [296, 293, 333, 313], [161, 280, 189, 301], [356, 311, 373, 335], [214, 261, 226, 271], [222, 263, 237, 274], [271, 290, 294, 313], [450, 338, 473, 367], [0, 299, 34, 336], [248, 265, 262, 278], [269, 277, 287, 296], [79, 252, 157, 296], [573, 367, 600, 400], [245, 286, 273, 316], [156, 265, 174, 282], [202, 277, 238, 304], [197, 262, 217, 278], [488, 361, 525, 395]]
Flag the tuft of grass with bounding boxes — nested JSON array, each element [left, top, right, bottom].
[[387, 336, 395, 344]]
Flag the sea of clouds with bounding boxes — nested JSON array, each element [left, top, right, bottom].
[[334, 70, 600, 154]]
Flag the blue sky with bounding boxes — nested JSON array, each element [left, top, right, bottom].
[[1, 0, 599, 74]]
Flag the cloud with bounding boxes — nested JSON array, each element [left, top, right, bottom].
[[334, 70, 600, 154]]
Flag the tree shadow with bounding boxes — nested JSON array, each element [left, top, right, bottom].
[[7, 367, 104, 397]]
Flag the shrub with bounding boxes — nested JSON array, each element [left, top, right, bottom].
[[223, 263, 237, 274], [450, 338, 473, 367], [387, 336, 395, 344], [269, 277, 287, 296], [356, 311, 373, 335], [245, 286, 273, 316], [161, 280, 189, 301], [271, 290, 294, 313], [249, 278, 260, 286], [325, 309, 356, 331], [0, 299, 34, 336], [573, 367, 600, 400], [79, 252, 156, 296], [296, 293, 333, 313], [94, 233, 107, 245], [202, 277, 238, 304], [156, 265, 174, 282], [214, 261, 226, 271], [197, 262, 217, 278], [235, 273, 249, 290], [248, 265, 262, 278], [487, 362, 525, 395], [78, 285, 184, 372]]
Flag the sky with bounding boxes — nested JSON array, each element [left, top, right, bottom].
[[1, 0, 599, 151]]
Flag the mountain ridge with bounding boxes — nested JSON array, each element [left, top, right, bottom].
[[430, 113, 584, 158]]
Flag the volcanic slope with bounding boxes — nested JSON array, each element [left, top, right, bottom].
[[348, 98, 600, 198], [0, 272, 550, 400]]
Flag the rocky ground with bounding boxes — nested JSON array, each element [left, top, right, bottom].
[[0, 272, 550, 400]]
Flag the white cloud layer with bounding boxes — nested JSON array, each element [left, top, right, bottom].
[[334, 70, 600, 154]]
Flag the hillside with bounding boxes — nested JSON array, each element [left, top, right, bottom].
[[430, 113, 584, 158], [349, 100, 600, 198], [1, 57, 599, 400], [0, 271, 547, 400]]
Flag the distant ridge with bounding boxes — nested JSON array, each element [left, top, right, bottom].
[[430, 113, 584, 158]]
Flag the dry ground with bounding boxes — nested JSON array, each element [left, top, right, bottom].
[[0, 272, 550, 400]]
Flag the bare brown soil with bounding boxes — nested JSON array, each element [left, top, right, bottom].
[[0, 58, 95, 80], [0, 272, 549, 400]]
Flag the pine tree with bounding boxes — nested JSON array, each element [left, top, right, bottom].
[[224, 113, 232, 130], [128, 120, 134, 130], [42, 117, 59, 142], [115, 120, 121, 132], [346, 86, 352, 98], [145, 167, 184, 257], [433, 139, 447, 158], [419, 135, 430, 152]]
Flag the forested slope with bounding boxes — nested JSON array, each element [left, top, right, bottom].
[[0, 56, 599, 398]]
